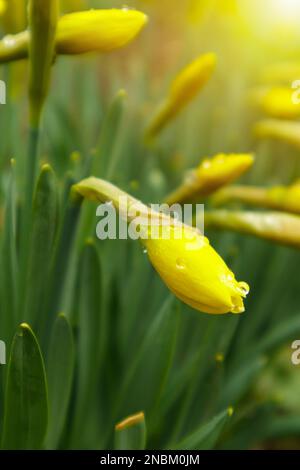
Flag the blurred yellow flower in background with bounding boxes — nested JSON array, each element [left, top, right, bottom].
[[0, 0, 6, 16], [251, 87, 300, 119], [146, 53, 216, 138], [56, 8, 148, 55], [166, 153, 254, 205], [0, 8, 148, 63]]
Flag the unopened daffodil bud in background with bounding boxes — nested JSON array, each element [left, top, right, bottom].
[[212, 181, 300, 215], [254, 119, 300, 150], [0, 8, 148, 63], [251, 87, 300, 119], [28, 0, 58, 128], [74, 177, 249, 315], [165, 153, 254, 205], [56, 8, 148, 55], [206, 210, 300, 249], [146, 53, 216, 139], [0, 0, 6, 16]]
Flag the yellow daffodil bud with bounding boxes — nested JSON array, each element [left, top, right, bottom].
[[73, 177, 249, 315], [206, 210, 300, 249], [0, 9, 148, 64], [143, 223, 249, 314], [165, 153, 254, 205], [56, 8, 148, 55], [254, 119, 300, 150], [212, 181, 300, 215], [251, 87, 300, 119], [28, 0, 58, 127], [0, 0, 6, 16], [146, 53, 216, 138]]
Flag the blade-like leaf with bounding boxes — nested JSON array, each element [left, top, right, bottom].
[[117, 297, 180, 420], [171, 408, 233, 450], [2, 323, 48, 450], [24, 164, 58, 328], [45, 314, 75, 449]]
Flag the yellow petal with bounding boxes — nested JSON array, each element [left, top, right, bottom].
[[146, 53, 216, 138], [143, 224, 249, 315], [165, 153, 254, 205], [56, 8, 148, 54], [251, 86, 300, 119]]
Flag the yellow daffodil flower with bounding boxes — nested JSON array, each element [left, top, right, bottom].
[[0, 0, 6, 16], [212, 181, 300, 215], [251, 87, 300, 119], [74, 177, 249, 315], [254, 119, 300, 149], [165, 153, 254, 205], [56, 8, 147, 54], [0, 8, 148, 63], [206, 210, 300, 249], [146, 53, 216, 138]]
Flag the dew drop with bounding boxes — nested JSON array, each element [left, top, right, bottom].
[[143, 248, 148, 254], [176, 258, 186, 270]]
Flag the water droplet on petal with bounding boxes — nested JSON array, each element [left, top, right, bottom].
[[143, 248, 148, 254], [176, 258, 186, 270]]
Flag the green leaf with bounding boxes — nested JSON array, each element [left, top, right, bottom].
[[114, 412, 146, 450], [117, 297, 180, 419], [93, 89, 127, 178], [71, 240, 103, 442], [45, 314, 75, 449], [24, 164, 58, 328], [171, 408, 233, 450], [2, 323, 48, 450], [0, 159, 18, 339]]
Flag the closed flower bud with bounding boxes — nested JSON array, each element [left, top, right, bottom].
[[251, 86, 300, 119], [74, 177, 249, 315], [0, 0, 6, 16], [143, 223, 249, 314], [254, 119, 300, 150], [165, 153, 254, 205], [0, 8, 148, 63], [56, 8, 148, 55], [146, 53, 216, 138], [206, 210, 300, 249]]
